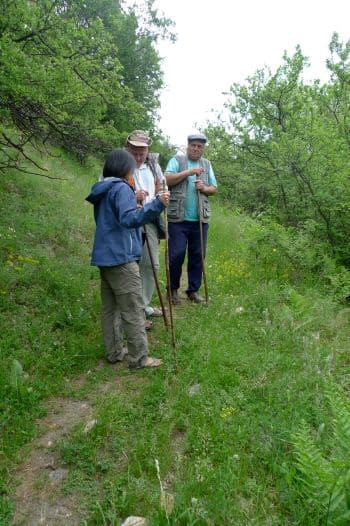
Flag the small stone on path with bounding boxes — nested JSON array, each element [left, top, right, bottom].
[[121, 517, 148, 526], [188, 383, 200, 396]]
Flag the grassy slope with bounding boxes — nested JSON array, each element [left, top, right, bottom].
[[0, 149, 102, 518], [0, 150, 349, 525]]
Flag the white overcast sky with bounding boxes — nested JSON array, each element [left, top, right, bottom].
[[154, 0, 350, 146]]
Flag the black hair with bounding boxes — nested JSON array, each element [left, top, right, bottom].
[[103, 149, 136, 179]]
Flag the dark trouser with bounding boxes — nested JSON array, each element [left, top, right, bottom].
[[168, 221, 208, 294]]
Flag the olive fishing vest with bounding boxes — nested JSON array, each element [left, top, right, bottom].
[[167, 155, 212, 223]]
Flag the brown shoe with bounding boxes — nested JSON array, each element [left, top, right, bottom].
[[170, 289, 181, 305], [187, 291, 205, 303]]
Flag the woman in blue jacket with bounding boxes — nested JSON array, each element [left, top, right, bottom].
[[86, 149, 169, 369]]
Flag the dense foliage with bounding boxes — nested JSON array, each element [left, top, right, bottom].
[[0, 0, 174, 173], [206, 34, 350, 266]]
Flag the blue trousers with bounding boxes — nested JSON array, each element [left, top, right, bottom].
[[168, 221, 208, 294]]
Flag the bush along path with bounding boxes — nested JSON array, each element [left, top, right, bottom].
[[1, 155, 350, 525]]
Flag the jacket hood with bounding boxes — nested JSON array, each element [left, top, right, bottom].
[[85, 178, 124, 205]]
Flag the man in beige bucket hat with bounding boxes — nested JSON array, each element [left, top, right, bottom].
[[126, 130, 165, 326]]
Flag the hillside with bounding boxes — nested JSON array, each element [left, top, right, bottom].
[[1, 150, 350, 525]]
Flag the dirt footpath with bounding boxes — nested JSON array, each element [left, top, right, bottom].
[[11, 362, 134, 526]]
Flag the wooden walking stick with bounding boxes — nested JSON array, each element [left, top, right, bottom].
[[196, 175, 209, 304], [143, 225, 168, 329], [162, 181, 177, 355]]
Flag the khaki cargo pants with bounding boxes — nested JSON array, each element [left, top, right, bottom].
[[99, 262, 148, 367]]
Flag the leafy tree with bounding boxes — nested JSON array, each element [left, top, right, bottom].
[[206, 38, 350, 265], [111, 0, 176, 131], [326, 33, 350, 149], [0, 0, 175, 175], [151, 133, 177, 170]]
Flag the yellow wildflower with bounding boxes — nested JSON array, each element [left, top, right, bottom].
[[220, 406, 236, 419]]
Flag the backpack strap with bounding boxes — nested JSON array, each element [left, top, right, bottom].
[[146, 152, 162, 192], [146, 153, 159, 182]]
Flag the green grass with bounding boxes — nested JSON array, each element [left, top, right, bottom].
[[0, 148, 102, 520], [1, 149, 349, 525]]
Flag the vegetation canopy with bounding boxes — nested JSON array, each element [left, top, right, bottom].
[[0, 0, 175, 174], [205, 34, 350, 267]]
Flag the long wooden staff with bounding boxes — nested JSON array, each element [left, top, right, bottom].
[[196, 175, 209, 304], [143, 225, 168, 328], [162, 181, 177, 355]]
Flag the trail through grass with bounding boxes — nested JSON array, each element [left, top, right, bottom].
[[1, 150, 349, 525]]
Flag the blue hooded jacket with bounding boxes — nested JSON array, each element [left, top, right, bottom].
[[86, 178, 165, 267]]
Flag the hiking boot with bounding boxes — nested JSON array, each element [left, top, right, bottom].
[[187, 291, 205, 303], [170, 289, 181, 305]]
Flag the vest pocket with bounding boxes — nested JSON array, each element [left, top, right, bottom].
[[167, 196, 184, 221], [201, 199, 211, 219]]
